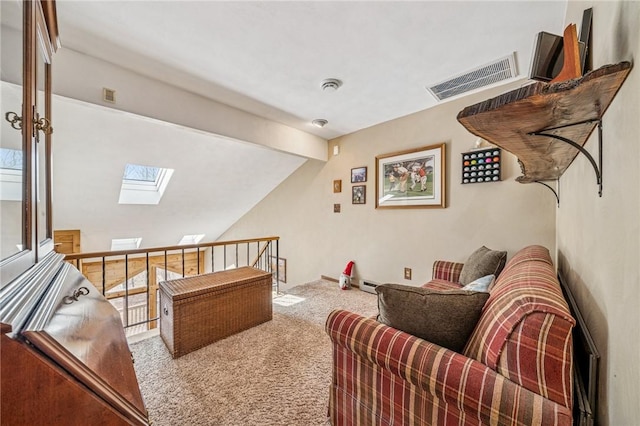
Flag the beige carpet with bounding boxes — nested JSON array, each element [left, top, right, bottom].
[[131, 280, 377, 426]]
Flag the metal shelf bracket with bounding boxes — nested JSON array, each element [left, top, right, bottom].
[[529, 118, 603, 197], [535, 180, 560, 207]]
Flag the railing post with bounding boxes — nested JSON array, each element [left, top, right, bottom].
[[146, 253, 150, 330], [164, 251, 168, 281], [181, 248, 185, 277], [149, 266, 158, 330], [101, 257, 106, 296], [124, 254, 129, 327]]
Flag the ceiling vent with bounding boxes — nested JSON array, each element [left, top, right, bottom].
[[426, 53, 518, 101], [103, 87, 116, 103]]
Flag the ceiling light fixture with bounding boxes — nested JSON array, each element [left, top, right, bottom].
[[321, 78, 342, 92], [312, 119, 328, 128]]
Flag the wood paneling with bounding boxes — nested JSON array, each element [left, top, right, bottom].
[[54, 229, 81, 254]]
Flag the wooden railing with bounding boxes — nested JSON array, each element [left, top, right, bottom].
[[64, 236, 280, 336]]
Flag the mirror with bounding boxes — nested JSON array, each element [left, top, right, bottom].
[[0, 1, 25, 262]]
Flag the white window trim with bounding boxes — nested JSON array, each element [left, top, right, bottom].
[[111, 237, 142, 251]]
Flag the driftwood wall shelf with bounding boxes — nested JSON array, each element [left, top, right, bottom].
[[457, 61, 632, 199]]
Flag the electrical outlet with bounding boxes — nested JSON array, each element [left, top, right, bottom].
[[404, 267, 412, 280]]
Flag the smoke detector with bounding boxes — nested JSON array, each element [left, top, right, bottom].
[[312, 119, 328, 128], [321, 78, 342, 92]]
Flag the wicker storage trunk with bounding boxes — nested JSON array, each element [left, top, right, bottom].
[[159, 266, 273, 358]]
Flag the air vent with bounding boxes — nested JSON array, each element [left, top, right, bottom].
[[359, 279, 379, 294], [103, 88, 116, 103], [426, 54, 518, 101]]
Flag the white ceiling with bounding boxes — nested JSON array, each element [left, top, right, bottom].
[[4, 1, 571, 252], [56, 1, 568, 140]]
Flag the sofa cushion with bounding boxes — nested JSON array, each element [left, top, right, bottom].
[[431, 260, 464, 282], [422, 279, 462, 291], [376, 283, 489, 352], [459, 246, 507, 285], [463, 245, 576, 406], [461, 274, 495, 292]]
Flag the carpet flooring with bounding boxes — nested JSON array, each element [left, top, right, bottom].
[[130, 280, 377, 426]]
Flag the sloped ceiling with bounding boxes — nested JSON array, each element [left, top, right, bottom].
[[52, 95, 307, 252]]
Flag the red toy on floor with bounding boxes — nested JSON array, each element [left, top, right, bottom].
[[339, 261, 355, 290]]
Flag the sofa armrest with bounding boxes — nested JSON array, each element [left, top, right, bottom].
[[432, 260, 464, 282], [326, 309, 572, 425]]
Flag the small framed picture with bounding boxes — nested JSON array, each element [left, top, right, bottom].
[[333, 179, 342, 193], [351, 166, 367, 183], [333, 203, 341, 213], [352, 185, 366, 204]]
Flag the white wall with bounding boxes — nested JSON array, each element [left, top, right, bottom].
[[220, 80, 557, 289], [557, 2, 639, 424]]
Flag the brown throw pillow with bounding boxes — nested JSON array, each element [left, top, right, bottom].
[[458, 246, 507, 285], [376, 283, 489, 352]]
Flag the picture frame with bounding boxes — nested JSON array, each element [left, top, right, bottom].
[[350, 166, 367, 183], [375, 143, 446, 209], [333, 179, 342, 193], [352, 185, 366, 204], [270, 256, 287, 283]]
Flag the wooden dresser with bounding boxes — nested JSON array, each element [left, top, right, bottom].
[[1, 253, 149, 425], [1, 3, 147, 423]]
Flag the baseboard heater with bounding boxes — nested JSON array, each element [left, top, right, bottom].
[[558, 272, 599, 426], [359, 280, 379, 294]]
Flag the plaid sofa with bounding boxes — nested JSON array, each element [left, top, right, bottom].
[[326, 245, 575, 425]]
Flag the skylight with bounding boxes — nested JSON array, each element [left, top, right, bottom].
[[111, 237, 142, 251], [118, 163, 174, 205], [178, 234, 205, 245], [0, 148, 22, 170], [123, 163, 160, 182], [0, 148, 23, 201]]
